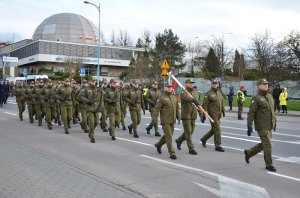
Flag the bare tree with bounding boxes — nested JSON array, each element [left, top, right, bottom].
[[185, 39, 207, 76], [117, 30, 133, 46], [245, 30, 275, 79], [59, 56, 85, 79], [110, 29, 117, 45]]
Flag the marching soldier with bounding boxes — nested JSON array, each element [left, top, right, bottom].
[[244, 79, 277, 172], [100, 82, 109, 132], [154, 83, 180, 160], [200, 79, 226, 152], [57, 79, 73, 134], [77, 80, 89, 133], [79, 78, 103, 143], [14, 82, 26, 121], [119, 82, 128, 130], [125, 81, 145, 138], [104, 79, 121, 140], [24, 82, 35, 123], [145, 81, 162, 136], [42, 80, 56, 130], [175, 79, 199, 155], [32, 81, 44, 126]]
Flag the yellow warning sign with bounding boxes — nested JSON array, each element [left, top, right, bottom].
[[160, 68, 168, 78], [160, 60, 170, 69]]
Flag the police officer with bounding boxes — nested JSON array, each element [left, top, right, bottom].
[[57, 79, 73, 134], [125, 81, 145, 138], [200, 79, 225, 152], [104, 79, 121, 140], [175, 79, 199, 155], [14, 82, 26, 121], [145, 81, 162, 136], [154, 83, 180, 160], [237, 86, 245, 120], [244, 79, 277, 172]]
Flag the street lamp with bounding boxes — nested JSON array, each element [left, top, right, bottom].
[[221, 32, 232, 78], [191, 36, 199, 77], [84, 1, 101, 87]]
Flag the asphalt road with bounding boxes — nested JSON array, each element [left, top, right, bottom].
[[0, 99, 299, 198]]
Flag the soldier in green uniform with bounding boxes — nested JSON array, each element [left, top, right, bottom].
[[54, 81, 62, 126], [153, 83, 180, 160], [14, 82, 26, 121], [78, 80, 89, 133], [104, 79, 121, 140], [175, 79, 199, 155], [145, 81, 162, 136], [79, 79, 103, 143], [24, 82, 35, 123], [125, 81, 145, 138], [119, 82, 128, 130], [57, 79, 73, 134], [244, 78, 277, 172], [200, 79, 225, 152], [237, 86, 245, 120], [32, 81, 44, 126], [100, 82, 109, 132], [42, 80, 56, 130]]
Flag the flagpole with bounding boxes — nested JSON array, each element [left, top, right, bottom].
[[168, 71, 214, 123]]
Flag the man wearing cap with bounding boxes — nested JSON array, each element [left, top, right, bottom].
[[77, 80, 89, 133], [14, 82, 26, 121], [104, 79, 121, 140], [32, 81, 44, 126], [79, 78, 103, 143], [154, 83, 180, 160], [145, 81, 162, 136], [24, 81, 36, 123], [200, 79, 225, 152], [244, 78, 277, 172], [57, 79, 73, 134], [125, 80, 145, 138], [175, 79, 199, 155], [237, 86, 245, 120], [42, 80, 56, 130]]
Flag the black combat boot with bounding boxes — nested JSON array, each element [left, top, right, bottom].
[[90, 137, 95, 143], [155, 132, 161, 137], [155, 144, 162, 154], [128, 126, 133, 134], [122, 125, 126, 130], [175, 139, 181, 150]]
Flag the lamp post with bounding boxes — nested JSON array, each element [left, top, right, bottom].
[[191, 36, 199, 77], [220, 32, 232, 78], [84, 1, 101, 87]]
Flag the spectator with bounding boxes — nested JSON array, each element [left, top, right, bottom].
[[279, 87, 288, 114], [272, 84, 281, 113], [227, 86, 234, 111]]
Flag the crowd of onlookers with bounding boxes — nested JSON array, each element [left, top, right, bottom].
[[272, 84, 289, 113]]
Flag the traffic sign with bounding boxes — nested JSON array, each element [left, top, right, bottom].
[[160, 68, 168, 78], [160, 60, 170, 69], [80, 68, 86, 77], [22, 68, 27, 74]]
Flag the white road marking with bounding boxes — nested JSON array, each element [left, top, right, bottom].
[[267, 172, 300, 182], [117, 137, 152, 146], [276, 157, 300, 164], [222, 135, 260, 143], [4, 112, 17, 116], [140, 155, 270, 198], [144, 124, 181, 131], [197, 122, 300, 138]]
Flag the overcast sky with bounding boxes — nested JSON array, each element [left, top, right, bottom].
[[0, 0, 299, 50]]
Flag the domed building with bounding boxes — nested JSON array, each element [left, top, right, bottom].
[[0, 13, 143, 78]]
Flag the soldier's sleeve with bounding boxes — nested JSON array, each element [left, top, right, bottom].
[[181, 91, 193, 103], [202, 92, 209, 112], [124, 91, 131, 103], [104, 90, 113, 104], [141, 92, 145, 109], [152, 96, 163, 121], [78, 89, 90, 103], [247, 96, 258, 127], [176, 98, 180, 120], [144, 90, 152, 103]]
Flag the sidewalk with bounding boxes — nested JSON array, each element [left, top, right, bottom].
[[225, 106, 300, 117]]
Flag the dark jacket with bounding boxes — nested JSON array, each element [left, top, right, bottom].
[[227, 86, 234, 102]]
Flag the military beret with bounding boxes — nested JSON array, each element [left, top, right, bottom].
[[185, 79, 195, 84], [257, 78, 269, 85]]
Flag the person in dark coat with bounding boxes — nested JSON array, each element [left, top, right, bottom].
[[272, 84, 281, 113], [227, 86, 234, 111], [0, 80, 5, 107], [4, 80, 10, 104]]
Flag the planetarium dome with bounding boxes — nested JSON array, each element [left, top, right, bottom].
[[32, 13, 99, 45]]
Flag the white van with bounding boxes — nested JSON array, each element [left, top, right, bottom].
[[5, 76, 27, 85], [26, 75, 49, 84]]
